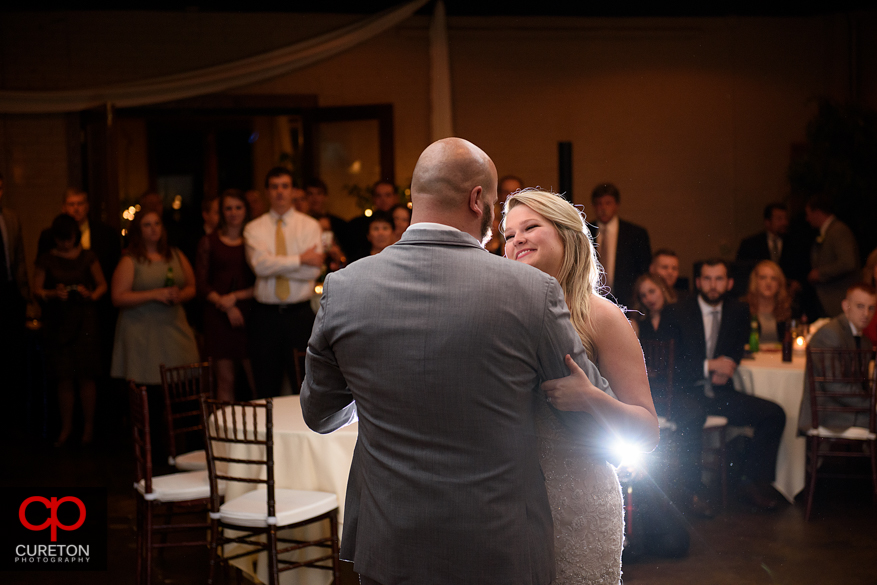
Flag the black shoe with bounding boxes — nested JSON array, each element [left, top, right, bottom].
[[739, 481, 779, 511], [690, 494, 716, 518]]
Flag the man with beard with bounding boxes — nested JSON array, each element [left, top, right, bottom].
[[663, 259, 786, 515]]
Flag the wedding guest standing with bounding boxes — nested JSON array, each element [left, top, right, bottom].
[[805, 194, 859, 317], [346, 181, 398, 262], [196, 189, 256, 401], [745, 260, 792, 344], [365, 212, 395, 256], [590, 182, 652, 308], [390, 203, 411, 242], [244, 167, 323, 397], [0, 172, 30, 401], [34, 214, 107, 446], [110, 209, 200, 386]]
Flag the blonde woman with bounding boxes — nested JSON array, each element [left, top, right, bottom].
[[502, 190, 658, 585], [745, 260, 791, 344]]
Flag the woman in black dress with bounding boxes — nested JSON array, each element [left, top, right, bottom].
[[196, 189, 256, 400], [33, 214, 107, 446], [630, 273, 675, 341]]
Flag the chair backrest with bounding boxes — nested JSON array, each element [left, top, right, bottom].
[[200, 397, 275, 517], [805, 347, 876, 432], [160, 359, 213, 464], [129, 382, 154, 494], [641, 339, 675, 415]]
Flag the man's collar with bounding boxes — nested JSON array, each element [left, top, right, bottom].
[[819, 215, 835, 237], [269, 207, 295, 222], [598, 215, 619, 230], [407, 222, 460, 232]]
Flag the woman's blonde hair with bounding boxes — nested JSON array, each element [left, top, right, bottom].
[[501, 189, 602, 358], [746, 260, 791, 322]]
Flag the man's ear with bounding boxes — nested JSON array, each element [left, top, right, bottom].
[[727, 278, 734, 292], [468, 186, 483, 215]]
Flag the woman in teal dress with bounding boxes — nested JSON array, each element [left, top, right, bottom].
[[110, 209, 200, 385]]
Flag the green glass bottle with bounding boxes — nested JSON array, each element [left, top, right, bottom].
[[164, 266, 175, 287], [748, 316, 760, 353]]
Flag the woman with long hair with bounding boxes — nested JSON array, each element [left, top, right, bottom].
[[34, 214, 107, 446], [196, 189, 256, 400], [502, 189, 658, 585], [110, 209, 200, 385], [745, 260, 791, 344], [630, 272, 674, 340]]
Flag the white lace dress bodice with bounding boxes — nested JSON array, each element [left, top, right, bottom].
[[536, 399, 624, 585]]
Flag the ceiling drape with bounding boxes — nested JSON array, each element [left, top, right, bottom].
[[0, 0, 429, 114]]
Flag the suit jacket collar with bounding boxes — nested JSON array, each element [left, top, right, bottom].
[[398, 227, 486, 250]]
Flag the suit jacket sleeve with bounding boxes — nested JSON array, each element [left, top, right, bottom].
[[300, 273, 358, 433], [536, 278, 616, 447]]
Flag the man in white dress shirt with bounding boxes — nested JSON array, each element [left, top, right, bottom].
[[244, 167, 324, 398]]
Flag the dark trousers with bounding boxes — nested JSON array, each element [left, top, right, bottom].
[[671, 385, 786, 494], [249, 301, 315, 398]]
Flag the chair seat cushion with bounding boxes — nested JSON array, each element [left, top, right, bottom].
[[173, 450, 207, 471], [220, 488, 338, 528], [807, 426, 876, 440], [703, 415, 728, 429], [136, 470, 225, 503]]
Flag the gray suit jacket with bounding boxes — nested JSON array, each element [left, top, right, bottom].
[[798, 314, 874, 432], [301, 226, 611, 585], [811, 218, 859, 317]]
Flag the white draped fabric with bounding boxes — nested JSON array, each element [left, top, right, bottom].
[[429, 0, 454, 140], [0, 0, 429, 114]]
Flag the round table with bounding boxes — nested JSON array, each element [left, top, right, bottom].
[[734, 350, 806, 502]]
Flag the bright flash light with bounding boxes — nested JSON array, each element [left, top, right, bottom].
[[795, 336, 805, 347], [364, 209, 373, 217], [611, 440, 643, 469], [314, 284, 323, 295]]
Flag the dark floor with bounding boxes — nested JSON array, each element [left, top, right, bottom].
[[3, 410, 877, 585]]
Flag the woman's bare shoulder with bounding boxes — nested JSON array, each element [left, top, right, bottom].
[[591, 295, 631, 328]]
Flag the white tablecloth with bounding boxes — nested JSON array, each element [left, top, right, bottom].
[[734, 350, 806, 502], [217, 395, 358, 585]]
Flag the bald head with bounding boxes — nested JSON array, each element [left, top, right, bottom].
[[411, 138, 497, 213]]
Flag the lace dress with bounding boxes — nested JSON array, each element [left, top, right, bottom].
[[536, 399, 624, 585]]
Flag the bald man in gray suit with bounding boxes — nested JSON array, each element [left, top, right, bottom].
[[301, 138, 611, 585]]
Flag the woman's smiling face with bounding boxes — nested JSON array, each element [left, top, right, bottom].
[[503, 204, 564, 279]]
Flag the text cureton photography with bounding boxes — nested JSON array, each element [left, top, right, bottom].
[[1, 488, 106, 572]]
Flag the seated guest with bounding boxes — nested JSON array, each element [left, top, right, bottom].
[[630, 273, 675, 341], [346, 181, 399, 262], [390, 203, 412, 243], [745, 260, 791, 344], [34, 214, 107, 447], [862, 248, 877, 345], [305, 178, 349, 253], [798, 283, 876, 433], [650, 248, 687, 302], [365, 212, 395, 256], [663, 258, 786, 513], [196, 189, 256, 401]]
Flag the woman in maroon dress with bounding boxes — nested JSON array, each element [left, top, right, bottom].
[[196, 189, 256, 400]]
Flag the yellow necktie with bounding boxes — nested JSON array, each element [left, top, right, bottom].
[[275, 218, 290, 301]]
